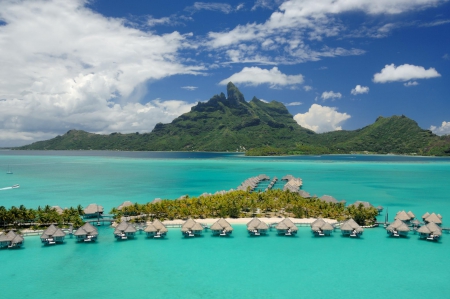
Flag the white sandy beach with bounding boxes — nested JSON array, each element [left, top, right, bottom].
[[161, 217, 338, 226]]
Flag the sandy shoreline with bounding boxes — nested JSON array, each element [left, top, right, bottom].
[[161, 217, 338, 226]]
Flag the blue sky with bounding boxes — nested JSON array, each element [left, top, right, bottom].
[[0, 0, 449, 146]]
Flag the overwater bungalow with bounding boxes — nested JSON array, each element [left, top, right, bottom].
[[340, 219, 363, 238], [83, 203, 104, 218], [247, 218, 269, 236], [181, 218, 203, 237], [41, 224, 66, 245], [407, 211, 415, 219], [417, 222, 442, 241], [311, 218, 334, 236], [0, 231, 24, 249], [394, 211, 412, 224], [386, 219, 410, 237], [210, 218, 233, 236], [114, 221, 137, 240], [376, 206, 384, 214], [422, 212, 430, 221], [275, 218, 298, 236], [145, 219, 168, 238], [424, 213, 442, 226], [74, 222, 99, 242]]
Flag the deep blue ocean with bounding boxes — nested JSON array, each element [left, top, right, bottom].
[[1, 151, 450, 298]]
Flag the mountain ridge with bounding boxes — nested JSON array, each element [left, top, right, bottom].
[[17, 83, 450, 156]]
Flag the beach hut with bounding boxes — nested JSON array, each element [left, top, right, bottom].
[[340, 219, 364, 238], [424, 213, 442, 225], [210, 218, 233, 236], [275, 218, 298, 236], [83, 203, 104, 218], [298, 190, 311, 198], [41, 224, 66, 245], [181, 218, 203, 237], [246, 218, 269, 236], [145, 219, 168, 238], [417, 222, 442, 241], [0, 231, 24, 249], [74, 222, 99, 242], [310, 218, 334, 236], [114, 221, 137, 240], [386, 219, 410, 237]]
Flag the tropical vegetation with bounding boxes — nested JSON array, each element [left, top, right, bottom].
[[109, 190, 379, 226]]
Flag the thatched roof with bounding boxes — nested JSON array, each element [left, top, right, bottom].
[[152, 219, 166, 230], [275, 221, 289, 230], [12, 234, 24, 244], [340, 218, 363, 232], [191, 222, 204, 231], [144, 223, 157, 233], [417, 225, 431, 234], [396, 222, 410, 232], [41, 224, 66, 238], [426, 222, 442, 236], [117, 201, 133, 211], [181, 218, 196, 230], [210, 218, 233, 232], [84, 203, 104, 214], [0, 231, 19, 242], [407, 211, 415, 219], [422, 212, 430, 219], [349, 201, 373, 209], [395, 211, 411, 221], [319, 195, 339, 204], [74, 222, 98, 236], [247, 218, 261, 229], [151, 198, 162, 204], [311, 218, 326, 228], [52, 206, 64, 215], [321, 222, 334, 231], [425, 213, 442, 224], [256, 221, 269, 230], [437, 214, 443, 219], [411, 219, 421, 225], [114, 221, 136, 233], [298, 190, 311, 198]]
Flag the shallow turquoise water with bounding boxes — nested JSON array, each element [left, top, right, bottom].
[[1, 151, 450, 298]]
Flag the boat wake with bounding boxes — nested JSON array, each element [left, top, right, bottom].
[[0, 187, 12, 190], [0, 184, 19, 190]]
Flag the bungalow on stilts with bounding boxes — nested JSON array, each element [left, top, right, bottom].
[[41, 224, 66, 245]]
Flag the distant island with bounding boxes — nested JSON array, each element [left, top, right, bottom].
[[17, 82, 450, 156]]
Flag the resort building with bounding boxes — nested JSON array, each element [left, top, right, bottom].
[[210, 218, 233, 236], [424, 213, 442, 226], [117, 201, 133, 211], [0, 231, 24, 249], [40, 224, 66, 245], [319, 195, 346, 205], [114, 221, 137, 240], [83, 203, 104, 218], [340, 219, 364, 238], [311, 218, 334, 236], [52, 206, 64, 215], [386, 219, 410, 237], [74, 222, 99, 242], [247, 218, 269, 236], [417, 222, 442, 241], [144, 219, 168, 238], [275, 218, 298, 236], [421, 212, 430, 222], [181, 218, 204, 237]]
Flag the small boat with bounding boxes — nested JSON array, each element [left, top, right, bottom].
[[12, 184, 20, 189]]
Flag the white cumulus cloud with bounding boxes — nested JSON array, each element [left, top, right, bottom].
[[430, 121, 450, 136], [373, 64, 441, 83], [285, 102, 303, 106], [404, 81, 419, 87], [0, 0, 203, 146], [293, 104, 350, 133], [219, 67, 304, 88], [181, 86, 198, 91], [351, 85, 369, 95], [321, 91, 342, 101]]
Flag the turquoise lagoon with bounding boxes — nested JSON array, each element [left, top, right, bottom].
[[1, 151, 450, 299]]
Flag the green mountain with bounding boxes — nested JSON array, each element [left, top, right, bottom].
[[17, 82, 450, 156]]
